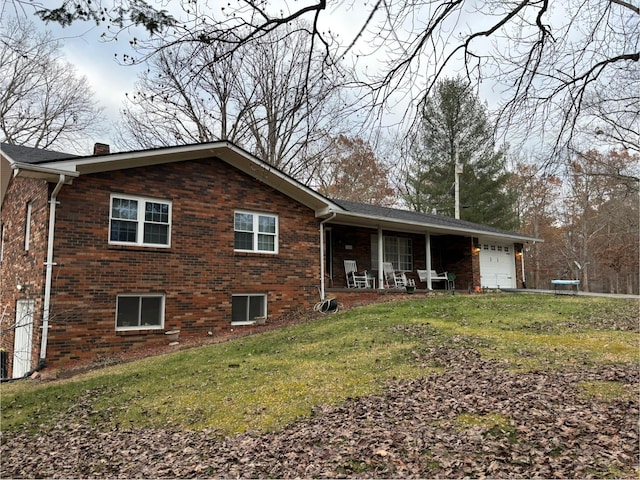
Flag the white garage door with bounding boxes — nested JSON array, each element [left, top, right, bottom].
[[479, 242, 516, 289]]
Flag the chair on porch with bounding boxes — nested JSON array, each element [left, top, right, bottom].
[[382, 262, 408, 288], [344, 260, 369, 288], [447, 272, 456, 291], [417, 269, 448, 289]]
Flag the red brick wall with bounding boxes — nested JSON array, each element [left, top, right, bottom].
[[0, 177, 50, 376], [428, 235, 476, 290], [514, 242, 524, 288], [4, 157, 321, 371]]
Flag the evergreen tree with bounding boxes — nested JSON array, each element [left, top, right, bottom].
[[404, 77, 518, 230]]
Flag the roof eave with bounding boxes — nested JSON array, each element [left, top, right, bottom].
[[23, 141, 339, 212], [12, 162, 79, 182], [321, 210, 542, 243]]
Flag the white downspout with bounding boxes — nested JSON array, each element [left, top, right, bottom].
[[425, 233, 433, 290], [40, 174, 65, 363], [377, 227, 384, 288], [319, 213, 336, 300]]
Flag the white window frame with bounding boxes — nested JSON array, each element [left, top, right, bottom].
[[109, 194, 172, 248], [231, 294, 267, 325], [234, 211, 278, 254], [1, 223, 5, 262], [24, 202, 32, 251], [371, 235, 413, 271], [115, 294, 165, 331]]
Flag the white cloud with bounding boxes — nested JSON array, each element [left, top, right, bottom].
[[47, 23, 144, 145]]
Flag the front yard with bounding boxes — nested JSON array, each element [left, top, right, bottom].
[[1, 293, 638, 478]]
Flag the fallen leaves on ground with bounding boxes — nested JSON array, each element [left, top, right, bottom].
[[1, 347, 638, 479]]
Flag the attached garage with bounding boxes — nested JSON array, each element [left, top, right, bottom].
[[479, 241, 517, 288]]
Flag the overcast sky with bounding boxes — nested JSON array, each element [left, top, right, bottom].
[[9, 2, 576, 157], [48, 22, 148, 150], [22, 2, 505, 155]]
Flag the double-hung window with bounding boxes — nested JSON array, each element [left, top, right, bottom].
[[234, 211, 278, 253], [116, 294, 164, 330], [110, 194, 171, 247], [371, 235, 413, 271]]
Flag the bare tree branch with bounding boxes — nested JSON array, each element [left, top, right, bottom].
[[10, 0, 640, 157], [0, 16, 104, 152]]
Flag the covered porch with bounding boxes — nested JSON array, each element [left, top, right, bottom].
[[323, 224, 479, 293], [316, 199, 534, 300]]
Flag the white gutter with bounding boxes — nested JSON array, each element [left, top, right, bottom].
[[378, 227, 384, 288], [39, 174, 65, 363], [319, 213, 337, 300], [324, 209, 541, 244]]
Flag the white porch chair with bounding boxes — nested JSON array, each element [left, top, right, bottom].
[[344, 260, 369, 288], [417, 269, 449, 289], [382, 262, 408, 288]]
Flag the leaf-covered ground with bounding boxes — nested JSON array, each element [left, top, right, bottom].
[[2, 346, 638, 478]]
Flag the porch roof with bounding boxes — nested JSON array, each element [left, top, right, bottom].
[[322, 199, 541, 244]]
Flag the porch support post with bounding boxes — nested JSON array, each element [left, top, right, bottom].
[[378, 227, 384, 288], [520, 247, 526, 288], [319, 213, 336, 300], [320, 222, 326, 299], [425, 233, 433, 290]]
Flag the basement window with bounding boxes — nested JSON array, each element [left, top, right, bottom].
[[116, 294, 165, 330], [231, 294, 267, 325]]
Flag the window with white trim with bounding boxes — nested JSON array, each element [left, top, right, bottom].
[[24, 202, 32, 251], [234, 211, 278, 253], [1, 223, 5, 262], [116, 294, 164, 330], [231, 294, 267, 324], [371, 235, 413, 271], [110, 195, 171, 247]]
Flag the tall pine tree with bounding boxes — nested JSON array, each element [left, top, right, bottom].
[[404, 77, 518, 230]]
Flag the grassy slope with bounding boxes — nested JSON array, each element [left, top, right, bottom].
[[1, 294, 637, 435]]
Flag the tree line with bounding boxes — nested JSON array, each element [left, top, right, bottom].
[[1, 4, 637, 294]]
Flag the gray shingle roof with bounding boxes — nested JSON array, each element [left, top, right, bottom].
[[1, 143, 79, 163], [332, 198, 527, 239], [1, 142, 537, 241]]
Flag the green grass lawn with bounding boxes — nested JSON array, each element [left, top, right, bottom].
[[2, 294, 638, 435]]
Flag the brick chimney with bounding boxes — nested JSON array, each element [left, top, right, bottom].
[[93, 143, 110, 155]]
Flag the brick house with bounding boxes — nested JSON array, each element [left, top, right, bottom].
[[0, 141, 539, 378]]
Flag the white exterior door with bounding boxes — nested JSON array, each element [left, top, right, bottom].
[[13, 299, 35, 378], [479, 242, 516, 289]]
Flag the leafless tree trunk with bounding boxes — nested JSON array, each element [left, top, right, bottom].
[[562, 149, 639, 293], [116, 22, 352, 184], [510, 161, 563, 288]]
